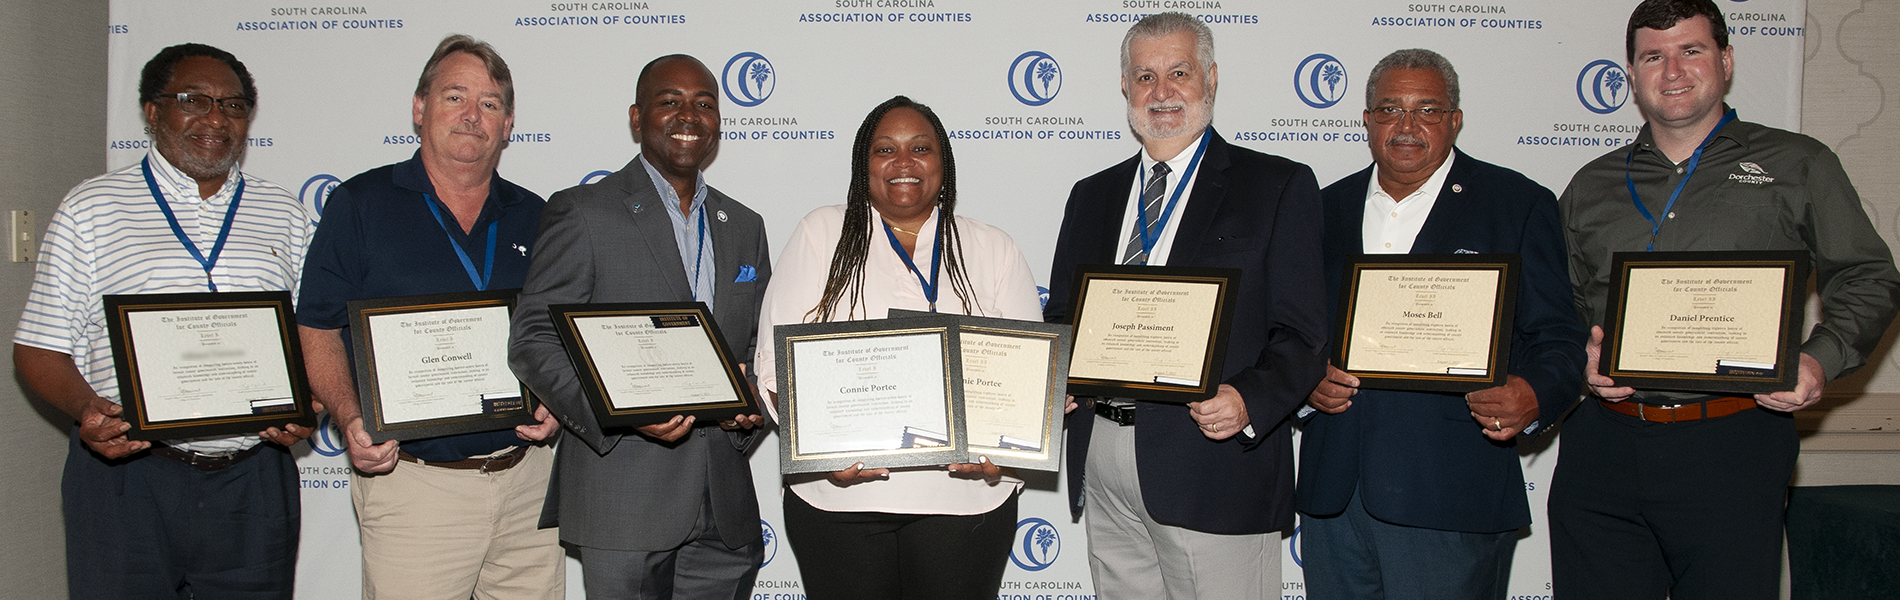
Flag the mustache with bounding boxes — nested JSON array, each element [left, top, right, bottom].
[[1385, 134, 1428, 146], [452, 122, 487, 138]]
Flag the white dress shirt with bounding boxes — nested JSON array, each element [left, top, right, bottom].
[[1115, 131, 1208, 266], [1361, 153, 1456, 254]]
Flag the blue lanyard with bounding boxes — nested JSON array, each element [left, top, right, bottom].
[[882, 210, 942, 312], [1133, 129, 1210, 265], [423, 194, 498, 291], [142, 157, 243, 292], [1625, 108, 1736, 252]]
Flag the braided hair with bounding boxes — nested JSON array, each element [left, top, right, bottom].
[[808, 96, 981, 322]]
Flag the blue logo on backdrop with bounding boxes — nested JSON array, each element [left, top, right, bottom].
[[1008, 51, 1062, 106], [300, 174, 340, 222], [1294, 54, 1349, 109], [1577, 60, 1629, 114], [1037, 286, 1050, 311], [309, 413, 347, 457], [1010, 517, 1061, 571], [1290, 523, 1303, 567], [759, 519, 778, 566], [722, 52, 775, 108], [580, 170, 613, 185]]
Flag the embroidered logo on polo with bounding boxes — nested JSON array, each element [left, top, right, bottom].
[[1730, 162, 1775, 184]]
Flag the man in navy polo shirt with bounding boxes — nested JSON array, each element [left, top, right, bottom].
[[296, 35, 564, 599]]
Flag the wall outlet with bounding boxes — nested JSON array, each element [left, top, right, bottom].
[[12, 210, 34, 262]]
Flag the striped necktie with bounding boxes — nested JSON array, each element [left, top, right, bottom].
[[1120, 162, 1171, 265]]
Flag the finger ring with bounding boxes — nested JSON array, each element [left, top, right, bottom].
[[1492, 418, 1502, 431], [1211, 424, 1220, 433]]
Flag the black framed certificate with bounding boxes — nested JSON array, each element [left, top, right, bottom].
[[775, 317, 967, 474], [1064, 265, 1239, 403], [103, 291, 315, 441], [347, 290, 537, 443], [1333, 254, 1521, 393], [549, 302, 759, 429], [1600, 250, 1808, 394], [891, 310, 1070, 472]]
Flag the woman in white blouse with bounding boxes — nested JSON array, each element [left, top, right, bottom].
[[755, 96, 1043, 600]]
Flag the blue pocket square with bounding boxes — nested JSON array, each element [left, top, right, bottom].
[[735, 265, 757, 283]]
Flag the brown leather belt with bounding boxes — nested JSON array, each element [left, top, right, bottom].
[[149, 443, 266, 472], [1600, 396, 1757, 423], [399, 447, 526, 473]]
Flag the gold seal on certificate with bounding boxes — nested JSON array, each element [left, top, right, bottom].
[[103, 291, 316, 441], [549, 302, 760, 429], [1333, 254, 1521, 393], [775, 317, 968, 474], [1064, 265, 1238, 403], [1600, 251, 1808, 394], [891, 310, 1071, 472], [348, 290, 538, 443]]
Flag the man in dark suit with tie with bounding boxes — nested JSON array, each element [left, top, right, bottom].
[[1043, 12, 1329, 599], [508, 55, 771, 600], [1294, 49, 1586, 600]]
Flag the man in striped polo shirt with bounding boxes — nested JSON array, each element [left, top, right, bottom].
[[13, 43, 312, 599]]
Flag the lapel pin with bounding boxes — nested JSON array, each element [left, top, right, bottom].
[[1451, 184, 1463, 193], [717, 210, 729, 222], [631, 203, 644, 214]]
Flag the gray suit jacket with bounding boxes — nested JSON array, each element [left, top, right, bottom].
[[508, 156, 771, 552]]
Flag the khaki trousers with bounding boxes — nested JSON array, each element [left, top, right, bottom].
[[352, 444, 564, 600]]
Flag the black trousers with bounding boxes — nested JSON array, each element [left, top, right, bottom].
[[63, 433, 300, 600], [1548, 401, 1795, 600], [783, 490, 1017, 600]]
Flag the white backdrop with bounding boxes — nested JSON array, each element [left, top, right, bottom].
[[103, 1, 1808, 598]]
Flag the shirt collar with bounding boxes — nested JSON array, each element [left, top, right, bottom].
[[393, 150, 521, 208], [1139, 129, 1209, 175], [1632, 105, 1748, 161], [145, 147, 239, 206], [1367, 151, 1457, 204], [639, 153, 708, 216]]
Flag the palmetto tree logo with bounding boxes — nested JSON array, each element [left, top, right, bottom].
[[1577, 59, 1629, 114], [1295, 53, 1348, 108], [299, 174, 340, 226], [1010, 517, 1062, 571], [721, 52, 775, 107], [1008, 51, 1063, 106]]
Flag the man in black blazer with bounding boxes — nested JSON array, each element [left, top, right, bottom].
[[1295, 49, 1585, 600], [1043, 12, 1329, 599], [508, 55, 770, 600]]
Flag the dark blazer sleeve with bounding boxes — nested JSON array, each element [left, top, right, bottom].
[[508, 185, 616, 455], [1219, 159, 1330, 446], [1498, 168, 1587, 433]]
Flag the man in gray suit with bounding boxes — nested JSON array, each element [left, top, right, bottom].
[[508, 54, 771, 600]]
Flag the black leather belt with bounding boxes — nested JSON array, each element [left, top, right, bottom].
[[1092, 398, 1136, 426], [149, 443, 265, 472]]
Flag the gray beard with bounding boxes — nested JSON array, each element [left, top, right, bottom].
[[152, 126, 242, 184], [1127, 96, 1215, 141]]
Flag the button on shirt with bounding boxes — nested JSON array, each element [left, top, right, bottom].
[[15, 149, 312, 454], [640, 155, 717, 311], [1363, 153, 1455, 254], [1117, 131, 1207, 267]]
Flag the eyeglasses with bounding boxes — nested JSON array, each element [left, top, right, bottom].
[[1368, 105, 1456, 125], [158, 93, 254, 119]]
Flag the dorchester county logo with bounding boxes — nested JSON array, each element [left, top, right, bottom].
[[722, 52, 775, 108], [1577, 59, 1629, 115], [1010, 517, 1061, 571], [299, 174, 340, 221], [1294, 54, 1348, 109], [1008, 51, 1062, 107], [308, 413, 347, 457], [759, 519, 778, 567]]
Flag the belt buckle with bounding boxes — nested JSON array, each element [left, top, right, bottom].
[[1641, 403, 1684, 424]]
